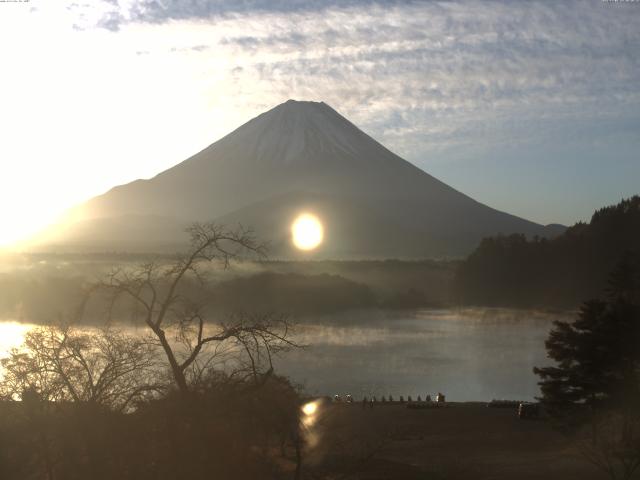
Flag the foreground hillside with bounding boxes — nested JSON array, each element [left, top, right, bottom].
[[295, 402, 601, 479], [0, 398, 603, 480]]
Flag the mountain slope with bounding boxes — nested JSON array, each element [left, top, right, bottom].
[[43, 100, 562, 257]]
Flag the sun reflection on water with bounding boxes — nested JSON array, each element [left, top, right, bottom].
[[0, 322, 32, 359]]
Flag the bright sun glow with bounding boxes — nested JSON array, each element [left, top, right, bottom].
[[302, 401, 317, 416], [291, 213, 324, 251], [301, 400, 320, 433], [0, 11, 257, 249]]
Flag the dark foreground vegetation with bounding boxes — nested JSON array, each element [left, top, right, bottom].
[[455, 196, 640, 308], [0, 389, 610, 479], [0, 377, 301, 480]]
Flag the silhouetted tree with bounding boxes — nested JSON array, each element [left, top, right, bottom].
[[534, 254, 640, 479], [0, 325, 161, 411], [0, 324, 165, 480], [102, 222, 297, 394]]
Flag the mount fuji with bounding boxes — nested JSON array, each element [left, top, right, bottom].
[[43, 100, 563, 258]]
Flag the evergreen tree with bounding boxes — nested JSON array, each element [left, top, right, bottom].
[[534, 254, 640, 479]]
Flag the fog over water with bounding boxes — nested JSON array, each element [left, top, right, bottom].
[[0, 308, 569, 402], [276, 308, 568, 402]]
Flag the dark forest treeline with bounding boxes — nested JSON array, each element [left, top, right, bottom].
[[454, 196, 640, 308]]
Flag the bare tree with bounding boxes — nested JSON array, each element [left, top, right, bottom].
[[101, 222, 297, 394], [0, 324, 162, 412]]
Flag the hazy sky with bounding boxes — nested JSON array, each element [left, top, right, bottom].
[[1, 0, 639, 246]]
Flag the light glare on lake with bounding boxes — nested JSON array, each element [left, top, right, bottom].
[[0, 322, 31, 359], [291, 213, 323, 250]]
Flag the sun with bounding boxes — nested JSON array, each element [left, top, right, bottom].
[[291, 213, 324, 251]]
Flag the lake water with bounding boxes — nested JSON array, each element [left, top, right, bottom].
[[0, 308, 569, 402], [275, 308, 568, 402]]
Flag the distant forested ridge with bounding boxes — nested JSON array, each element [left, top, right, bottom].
[[0, 258, 456, 324], [454, 196, 640, 308]]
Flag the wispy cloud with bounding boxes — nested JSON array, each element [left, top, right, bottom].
[[71, 1, 640, 158], [127, 1, 639, 159]]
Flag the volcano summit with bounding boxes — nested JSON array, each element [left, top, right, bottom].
[[45, 100, 561, 258]]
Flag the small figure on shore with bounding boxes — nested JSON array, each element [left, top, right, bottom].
[[334, 394, 341, 403], [436, 392, 446, 403], [346, 394, 353, 403], [369, 398, 374, 409], [518, 402, 540, 419]]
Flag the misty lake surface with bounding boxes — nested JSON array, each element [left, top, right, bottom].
[[0, 308, 570, 402], [275, 308, 568, 402]]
